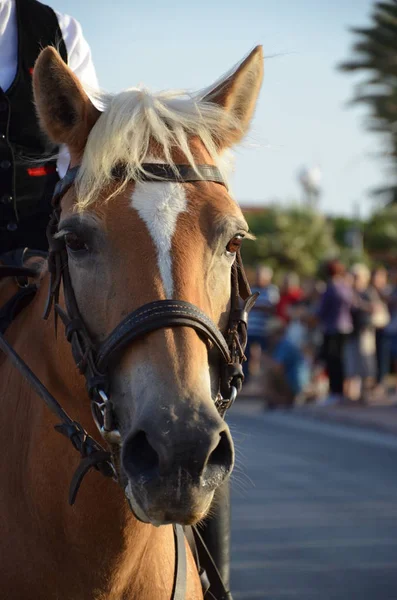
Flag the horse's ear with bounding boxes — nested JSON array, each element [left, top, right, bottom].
[[203, 45, 263, 149], [33, 47, 100, 155]]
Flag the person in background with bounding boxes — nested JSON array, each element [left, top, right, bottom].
[[385, 268, 397, 392], [286, 300, 308, 349], [368, 267, 390, 391], [243, 265, 279, 381], [344, 264, 376, 403], [300, 278, 325, 350], [0, 0, 98, 254], [317, 260, 353, 405], [263, 317, 310, 409], [277, 272, 303, 323]]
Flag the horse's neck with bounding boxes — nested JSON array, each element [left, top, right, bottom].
[[0, 276, 198, 600]]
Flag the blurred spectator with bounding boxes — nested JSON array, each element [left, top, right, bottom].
[[344, 264, 376, 402], [277, 272, 303, 323], [244, 265, 279, 381], [263, 318, 310, 408], [286, 300, 308, 349], [244, 261, 397, 405], [385, 268, 397, 386], [318, 260, 353, 404], [368, 267, 390, 387]]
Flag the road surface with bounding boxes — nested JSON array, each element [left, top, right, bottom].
[[229, 404, 397, 600]]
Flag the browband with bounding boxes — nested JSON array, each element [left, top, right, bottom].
[[52, 163, 226, 205], [131, 164, 226, 185]]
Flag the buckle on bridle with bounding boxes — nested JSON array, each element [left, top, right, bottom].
[[215, 385, 238, 417], [91, 389, 122, 446]]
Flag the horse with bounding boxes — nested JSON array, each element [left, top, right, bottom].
[[0, 44, 263, 600]]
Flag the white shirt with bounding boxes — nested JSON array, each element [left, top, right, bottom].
[[0, 0, 98, 176]]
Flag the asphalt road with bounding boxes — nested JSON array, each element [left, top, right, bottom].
[[228, 404, 397, 600]]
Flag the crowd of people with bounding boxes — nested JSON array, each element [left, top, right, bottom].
[[245, 260, 397, 408]]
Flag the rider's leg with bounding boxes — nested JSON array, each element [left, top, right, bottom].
[[200, 479, 231, 589]]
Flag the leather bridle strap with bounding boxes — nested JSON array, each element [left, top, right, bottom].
[[0, 326, 114, 486], [51, 163, 226, 206], [172, 524, 188, 600], [96, 300, 231, 373], [134, 163, 226, 186], [185, 526, 232, 600], [0, 265, 37, 278], [52, 165, 80, 202]]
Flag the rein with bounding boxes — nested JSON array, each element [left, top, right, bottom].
[[0, 163, 257, 600]]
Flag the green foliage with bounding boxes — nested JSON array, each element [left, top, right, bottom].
[[331, 216, 357, 247], [241, 205, 337, 277], [364, 204, 397, 251], [339, 0, 397, 203], [241, 204, 397, 276]]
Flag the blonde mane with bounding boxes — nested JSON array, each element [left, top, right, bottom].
[[76, 85, 238, 210]]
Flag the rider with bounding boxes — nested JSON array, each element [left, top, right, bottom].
[[0, 0, 98, 254], [0, 0, 232, 594]]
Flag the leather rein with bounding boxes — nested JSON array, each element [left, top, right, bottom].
[[0, 163, 257, 600]]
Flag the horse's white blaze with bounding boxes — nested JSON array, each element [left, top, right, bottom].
[[131, 182, 187, 298]]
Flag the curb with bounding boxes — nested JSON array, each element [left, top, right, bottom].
[[236, 396, 397, 437], [292, 405, 397, 437]]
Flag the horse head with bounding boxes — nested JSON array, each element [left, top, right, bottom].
[[33, 46, 263, 526]]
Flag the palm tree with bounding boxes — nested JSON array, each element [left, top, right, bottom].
[[340, 0, 397, 203]]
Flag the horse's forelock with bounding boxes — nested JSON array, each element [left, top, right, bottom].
[[74, 86, 237, 211]]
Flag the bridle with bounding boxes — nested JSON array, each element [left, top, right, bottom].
[[45, 163, 257, 464], [0, 162, 258, 505], [0, 162, 257, 600]]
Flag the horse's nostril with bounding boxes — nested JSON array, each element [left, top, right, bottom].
[[207, 430, 234, 474], [122, 430, 160, 478], [122, 425, 234, 486]]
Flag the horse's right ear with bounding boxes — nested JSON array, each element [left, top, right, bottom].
[[33, 47, 100, 156]]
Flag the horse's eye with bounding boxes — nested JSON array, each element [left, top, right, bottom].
[[226, 234, 244, 254], [64, 232, 88, 253]]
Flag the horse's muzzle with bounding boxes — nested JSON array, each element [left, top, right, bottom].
[[121, 421, 234, 525]]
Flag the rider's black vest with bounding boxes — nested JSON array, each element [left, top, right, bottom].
[[0, 0, 67, 234]]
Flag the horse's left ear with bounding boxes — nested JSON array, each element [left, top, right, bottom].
[[33, 46, 100, 156], [203, 45, 264, 149]]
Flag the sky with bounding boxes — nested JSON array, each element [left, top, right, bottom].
[[49, 0, 391, 217]]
